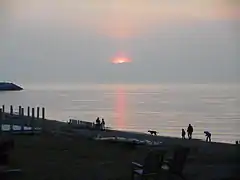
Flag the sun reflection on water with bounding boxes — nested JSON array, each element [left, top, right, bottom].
[[114, 88, 127, 129]]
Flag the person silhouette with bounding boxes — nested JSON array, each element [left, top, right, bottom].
[[101, 118, 105, 130], [181, 129, 186, 139], [204, 131, 211, 142], [96, 117, 100, 129], [187, 124, 193, 139]]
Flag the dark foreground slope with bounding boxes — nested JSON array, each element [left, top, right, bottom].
[[2, 126, 239, 179], [1, 115, 239, 179]]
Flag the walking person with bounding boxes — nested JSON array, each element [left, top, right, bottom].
[[187, 124, 193, 139], [181, 129, 186, 139], [204, 131, 211, 142]]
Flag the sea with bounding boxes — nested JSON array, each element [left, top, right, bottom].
[[0, 83, 239, 144]]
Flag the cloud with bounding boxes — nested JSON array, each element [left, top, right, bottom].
[[1, 0, 239, 39]]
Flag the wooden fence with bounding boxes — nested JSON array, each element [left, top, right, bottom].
[[0, 105, 45, 134]]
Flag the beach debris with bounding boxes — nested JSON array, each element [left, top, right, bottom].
[[1, 124, 41, 132], [94, 136, 162, 146], [96, 134, 102, 138]]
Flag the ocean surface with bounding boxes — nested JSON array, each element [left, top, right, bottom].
[[0, 83, 239, 143]]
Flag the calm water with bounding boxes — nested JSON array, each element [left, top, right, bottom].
[[0, 83, 239, 143]]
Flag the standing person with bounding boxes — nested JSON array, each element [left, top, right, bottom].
[[181, 129, 186, 139], [96, 117, 100, 124], [204, 131, 211, 142], [96, 117, 100, 129], [101, 118, 105, 130], [187, 124, 193, 139]]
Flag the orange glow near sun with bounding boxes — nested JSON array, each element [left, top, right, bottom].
[[112, 57, 131, 64]]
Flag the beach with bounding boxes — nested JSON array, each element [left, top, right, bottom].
[[1, 1, 239, 179], [1, 115, 239, 180]]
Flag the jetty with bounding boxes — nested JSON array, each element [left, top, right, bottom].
[[0, 82, 23, 91]]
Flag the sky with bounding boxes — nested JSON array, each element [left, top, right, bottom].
[[0, 0, 239, 84]]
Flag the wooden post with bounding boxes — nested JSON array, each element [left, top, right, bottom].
[[1, 107, 5, 120], [42, 107, 45, 119], [18, 106, 22, 116], [21, 107, 24, 116], [41, 107, 45, 132], [2, 105, 5, 113], [37, 107, 40, 119], [0, 108, 2, 134], [21, 107, 24, 131], [31, 108, 35, 133], [27, 106, 30, 117], [31, 108, 35, 119], [10, 105, 13, 115], [2, 105, 5, 129], [10, 115, 13, 134]]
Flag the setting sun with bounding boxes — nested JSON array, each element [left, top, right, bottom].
[[112, 57, 131, 64]]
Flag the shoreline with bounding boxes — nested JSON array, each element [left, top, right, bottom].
[[1, 113, 237, 145], [41, 118, 240, 145]]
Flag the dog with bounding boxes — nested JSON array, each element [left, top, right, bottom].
[[148, 130, 158, 136]]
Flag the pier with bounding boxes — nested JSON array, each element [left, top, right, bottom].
[[0, 105, 45, 134]]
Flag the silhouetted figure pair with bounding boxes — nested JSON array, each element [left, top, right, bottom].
[[204, 131, 211, 142], [181, 129, 186, 139], [95, 117, 105, 130], [187, 124, 193, 139]]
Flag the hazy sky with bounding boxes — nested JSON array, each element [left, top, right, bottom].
[[0, 0, 239, 83]]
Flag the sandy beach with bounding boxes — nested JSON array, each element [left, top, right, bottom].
[[1, 115, 240, 180]]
